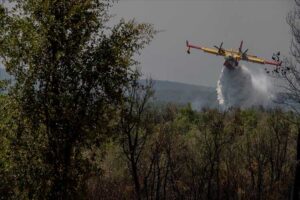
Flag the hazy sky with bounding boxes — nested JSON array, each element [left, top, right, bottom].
[[111, 0, 293, 87]]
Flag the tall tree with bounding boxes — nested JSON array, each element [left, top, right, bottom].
[[0, 1, 155, 199], [119, 79, 154, 200], [274, 1, 300, 199]]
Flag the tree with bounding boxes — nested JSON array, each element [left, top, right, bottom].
[[119, 79, 154, 200], [0, 1, 155, 199], [273, 1, 300, 199]]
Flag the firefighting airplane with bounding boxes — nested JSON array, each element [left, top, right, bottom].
[[186, 40, 282, 69]]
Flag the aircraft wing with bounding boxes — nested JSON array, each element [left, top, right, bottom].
[[202, 47, 222, 55], [186, 41, 224, 56], [246, 55, 282, 66], [186, 40, 281, 67]]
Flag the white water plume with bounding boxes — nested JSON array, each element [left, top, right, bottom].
[[217, 65, 275, 109]]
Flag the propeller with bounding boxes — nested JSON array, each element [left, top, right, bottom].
[[214, 42, 224, 53], [238, 41, 248, 58], [241, 49, 248, 58]]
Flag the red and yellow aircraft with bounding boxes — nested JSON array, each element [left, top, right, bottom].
[[186, 40, 282, 69]]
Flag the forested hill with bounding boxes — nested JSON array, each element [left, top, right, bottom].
[[140, 80, 218, 109], [0, 68, 219, 109]]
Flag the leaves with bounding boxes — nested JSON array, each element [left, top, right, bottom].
[[0, 0, 156, 198]]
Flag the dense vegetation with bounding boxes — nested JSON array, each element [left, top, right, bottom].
[[0, 0, 299, 200], [1, 93, 299, 199], [89, 105, 299, 200]]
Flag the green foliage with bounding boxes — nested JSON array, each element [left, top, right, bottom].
[[0, 1, 298, 200], [94, 106, 298, 200], [0, 0, 156, 199]]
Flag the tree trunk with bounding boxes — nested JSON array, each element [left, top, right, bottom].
[[131, 158, 141, 200]]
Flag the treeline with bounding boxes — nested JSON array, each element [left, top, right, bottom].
[[85, 103, 297, 200], [1, 80, 298, 199], [1, 87, 298, 200]]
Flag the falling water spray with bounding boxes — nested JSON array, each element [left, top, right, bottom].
[[216, 65, 274, 109]]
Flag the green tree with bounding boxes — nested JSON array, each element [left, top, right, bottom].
[[0, 1, 155, 199]]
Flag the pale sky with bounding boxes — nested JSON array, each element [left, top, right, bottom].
[[111, 0, 293, 87]]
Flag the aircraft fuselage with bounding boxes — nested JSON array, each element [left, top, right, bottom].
[[223, 56, 239, 70]]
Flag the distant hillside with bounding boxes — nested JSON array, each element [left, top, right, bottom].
[[141, 80, 218, 109], [0, 70, 219, 109]]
